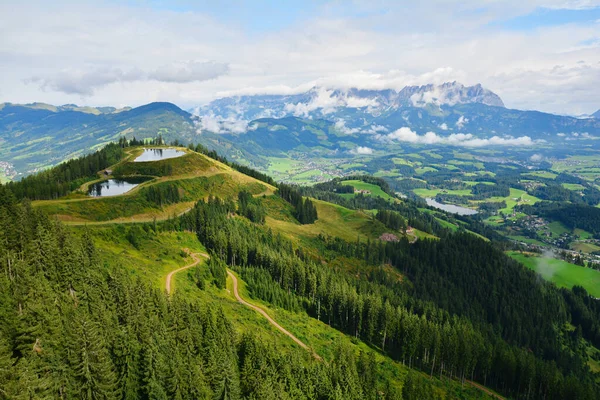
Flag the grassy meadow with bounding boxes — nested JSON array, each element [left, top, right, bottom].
[[508, 251, 600, 297]]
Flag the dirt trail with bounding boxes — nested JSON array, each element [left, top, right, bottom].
[[467, 380, 506, 400], [227, 269, 321, 360], [165, 250, 209, 294]]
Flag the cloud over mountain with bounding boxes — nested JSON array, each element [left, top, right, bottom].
[[379, 127, 535, 147]]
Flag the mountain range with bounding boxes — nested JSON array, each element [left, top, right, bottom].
[[1, 82, 599, 179]]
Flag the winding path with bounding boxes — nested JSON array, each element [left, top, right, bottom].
[[227, 269, 322, 360], [165, 250, 209, 294], [466, 380, 506, 400]]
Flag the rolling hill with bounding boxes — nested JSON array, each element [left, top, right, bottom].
[[0, 101, 197, 178], [3, 140, 600, 398]]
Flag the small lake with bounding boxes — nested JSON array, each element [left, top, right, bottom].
[[425, 198, 478, 216], [88, 178, 151, 197], [134, 148, 186, 162]]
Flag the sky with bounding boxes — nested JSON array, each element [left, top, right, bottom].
[[1, 0, 599, 115]]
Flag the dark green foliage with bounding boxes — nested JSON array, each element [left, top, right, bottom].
[[520, 201, 600, 236], [237, 191, 266, 224], [240, 267, 301, 312], [376, 210, 407, 231], [6, 142, 124, 200], [0, 185, 409, 399], [113, 160, 174, 177], [402, 371, 438, 400], [532, 184, 578, 202], [208, 256, 228, 289], [276, 184, 318, 224], [169, 194, 600, 399], [470, 183, 510, 199], [145, 183, 181, 206]]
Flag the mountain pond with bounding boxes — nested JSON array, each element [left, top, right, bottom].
[[133, 148, 186, 162], [425, 198, 478, 216], [88, 177, 152, 197]]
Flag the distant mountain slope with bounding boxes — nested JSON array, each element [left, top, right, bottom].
[[196, 82, 504, 122], [193, 101, 600, 166], [0, 102, 197, 177], [194, 82, 600, 157], [593, 109, 600, 119]]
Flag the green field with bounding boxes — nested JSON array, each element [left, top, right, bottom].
[[523, 171, 558, 179], [571, 242, 600, 253], [340, 180, 395, 201], [562, 183, 586, 191], [508, 252, 600, 297], [548, 221, 570, 237], [486, 188, 540, 214], [266, 199, 389, 244]]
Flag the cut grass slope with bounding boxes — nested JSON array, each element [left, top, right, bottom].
[[265, 198, 390, 243], [508, 251, 600, 297]]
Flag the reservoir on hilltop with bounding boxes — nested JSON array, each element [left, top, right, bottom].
[[88, 177, 152, 197], [134, 148, 186, 162]]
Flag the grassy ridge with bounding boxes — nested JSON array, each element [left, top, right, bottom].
[[32, 147, 272, 222], [266, 199, 389, 243], [88, 223, 492, 398], [508, 251, 600, 297], [36, 174, 266, 221]]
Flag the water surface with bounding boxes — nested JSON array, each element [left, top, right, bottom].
[[425, 198, 478, 216], [134, 148, 186, 162], [88, 177, 151, 197]]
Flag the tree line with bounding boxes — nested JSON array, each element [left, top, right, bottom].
[[166, 195, 599, 399], [0, 185, 405, 400], [276, 184, 318, 224], [5, 142, 124, 200]]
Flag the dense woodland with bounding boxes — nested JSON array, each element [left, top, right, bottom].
[[168, 195, 600, 399], [2, 140, 600, 398], [6, 143, 124, 200], [276, 184, 318, 224], [5, 137, 168, 201], [0, 186, 403, 400]]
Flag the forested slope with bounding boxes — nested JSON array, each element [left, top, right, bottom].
[[0, 186, 409, 399], [2, 140, 600, 399]]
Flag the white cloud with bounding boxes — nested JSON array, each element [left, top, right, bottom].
[[1, 1, 600, 114], [365, 124, 388, 134], [350, 146, 374, 155], [148, 61, 229, 83], [198, 112, 248, 134], [530, 153, 543, 161], [379, 126, 536, 147], [456, 115, 469, 128], [284, 88, 382, 118], [28, 67, 144, 96], [28, 61, 229, 96], [334, 119, 361, 134], [439, 122, 448, 130]]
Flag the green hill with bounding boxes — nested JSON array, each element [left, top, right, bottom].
[[2, 141, 600, 399], [0, 102, 197, 178]]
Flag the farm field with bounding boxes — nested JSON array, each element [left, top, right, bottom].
[[340, 179, 395, 201], [508, 251, 600, 297]]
